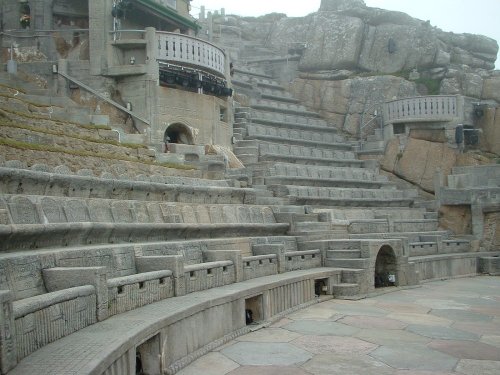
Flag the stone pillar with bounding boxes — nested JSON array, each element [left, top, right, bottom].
[[433, 168, 444, 205], [199, 6, 206, 21], [145, 27, 159, 80], [89, 0, 112, 75], [56, 59, 69, 97], [0, 291, 17, 374], [207, 12, 213, 42]]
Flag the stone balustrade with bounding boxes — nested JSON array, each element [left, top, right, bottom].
[[242, 255, 278, 280], [285, 250, 322, 271], [157, 31, 226, 77], [384, 95, 460, 124]]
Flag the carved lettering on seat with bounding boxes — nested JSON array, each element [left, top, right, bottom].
[[8, 196, 40, 224]]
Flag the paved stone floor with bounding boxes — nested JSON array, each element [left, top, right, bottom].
[[178, 277, 500, 375]]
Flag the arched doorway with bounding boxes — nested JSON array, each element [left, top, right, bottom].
[[19, 1, 31, 29], [374, 245, 397, 288], [163, 123, 194, 152]]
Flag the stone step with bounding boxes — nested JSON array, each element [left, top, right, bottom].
[[326, 250, 362, 259], [325, 258, 370, 269], [235, 140, 259, 148], [255, 196, 289, 205], [293, 230, 346, 242], [332, 283, 360, 297], [237, 154, 259, 165], [233, 146, 258, 155], [293, 222, 331, 231], [340, 268, 366, 284]]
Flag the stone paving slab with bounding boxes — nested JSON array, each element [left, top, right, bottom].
[[283, 320, 360, 336], [176, 353, 239, 375], [370, 344, 458, 371], [455, 359, 500, 375], [291, 335, 378, 355], [221, 342, 312, 366], [338, 315, 408, 330], [406, 324, 480, 341], [428, 339, 500, 360], [302, 353, 395, 375], [430, 308, 493, 322]]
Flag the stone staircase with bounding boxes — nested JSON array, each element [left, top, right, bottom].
[[229, 64, 477, 294]]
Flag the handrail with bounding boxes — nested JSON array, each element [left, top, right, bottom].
[[57, 70, 150, 125]]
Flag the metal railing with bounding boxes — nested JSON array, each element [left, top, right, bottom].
[[384, 95, 459, 124], [57, 70, 150, 125], [156, 31, 226, 77]]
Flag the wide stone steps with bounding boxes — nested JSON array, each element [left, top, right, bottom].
[[243, 124, 350, 151], [238, 108, 330, 129], [250, 98, 311, 115]]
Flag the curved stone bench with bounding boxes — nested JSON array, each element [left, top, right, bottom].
[[6, 269, 341, 375], [0, 167, 258, 205], [0, 222, 290, 251]]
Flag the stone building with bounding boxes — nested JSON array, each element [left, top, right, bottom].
[[0, 0, 234, 157]]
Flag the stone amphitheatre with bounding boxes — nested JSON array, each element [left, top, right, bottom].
[[0, 0, 499, 374]]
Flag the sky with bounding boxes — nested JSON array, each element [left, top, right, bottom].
[[190, 0, 500, 68]]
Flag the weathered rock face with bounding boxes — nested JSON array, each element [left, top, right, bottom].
[[320, 0, 366, 12], [299, 13, 364, 71], [290, 75, 417, 135], [267, 3, 498, 74], [381, 137, 458, 193]]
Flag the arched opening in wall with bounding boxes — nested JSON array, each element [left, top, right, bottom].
[[163, 123, 194, 152], [135, 333, 161, 375], [374, 245, 397, 288], [19, 1, 31, 29]]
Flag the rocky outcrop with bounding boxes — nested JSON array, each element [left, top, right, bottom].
[[381, 137, 458, 193], [267, 0, 498, 74]]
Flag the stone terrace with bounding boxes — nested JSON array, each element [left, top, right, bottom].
[[0, 65, 497, 375]]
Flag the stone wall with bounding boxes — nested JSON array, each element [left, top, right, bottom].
[[149, 85, 233, 149]]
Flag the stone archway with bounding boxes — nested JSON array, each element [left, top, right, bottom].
[[374, 245, 398, 288], [163, 123, 194, 152]]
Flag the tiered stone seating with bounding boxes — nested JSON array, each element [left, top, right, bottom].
[[246, 123, 349, 149], [258, 142, 362, 167], [269, 185, 416, 207], [265, 163, 389, 188], [0, 159, 331, 362]]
